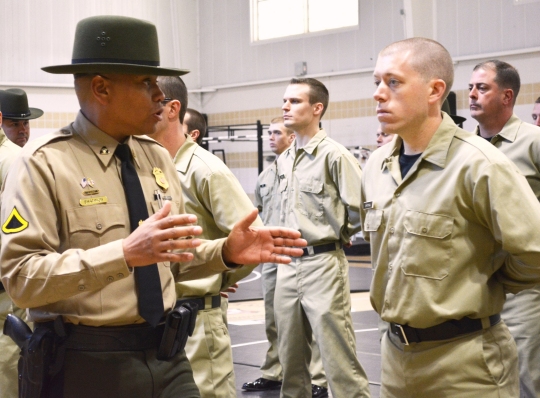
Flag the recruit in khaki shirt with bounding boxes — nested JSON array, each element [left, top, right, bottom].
[[361, 113, 540, 329], [255, 158, 280, 226], [474, 114, 540, 199], [173, 135, 261, 297], [0, 112, 230, 327], [277, 129, 362, 245]]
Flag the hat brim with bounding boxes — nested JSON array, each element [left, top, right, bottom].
[[41, 63, 189, 76], [3, 108, 44, 120]]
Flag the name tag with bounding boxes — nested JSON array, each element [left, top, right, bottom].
[[363, 201, 373, 209], [80, 196, 108, 206]]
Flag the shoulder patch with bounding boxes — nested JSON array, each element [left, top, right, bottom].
[[2, 207, 29, 234]]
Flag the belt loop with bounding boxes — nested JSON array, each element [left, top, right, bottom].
[[307, 246, 314, 256], [480, 316, 491, 329], [395, 325, 410, 345], [204, 296, 212, 309]]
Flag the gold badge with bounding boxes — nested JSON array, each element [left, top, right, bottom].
[[100, 146, 110, 155], [80, 196, 108, 206], [83, 189, 100, 196], [2, 207, 29, 234], [153, 167, 169, 192]]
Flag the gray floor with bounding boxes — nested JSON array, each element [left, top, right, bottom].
[[228, 260, 381, 397]]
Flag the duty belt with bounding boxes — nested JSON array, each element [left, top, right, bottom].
[[301, 242, 342, 257], [60, 323, 165, 352], [390, 314, 501, 345], [177, 295, 221, 310]]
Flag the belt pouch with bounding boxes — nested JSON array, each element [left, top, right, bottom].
[[157, 301, 199, 360]]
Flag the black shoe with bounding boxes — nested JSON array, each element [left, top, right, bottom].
[[242, 377, 282, 391], [312, 384, 329, 398]]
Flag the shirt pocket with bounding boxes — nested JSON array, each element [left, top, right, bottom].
[[66, 204, 126, 250], [401, 210, 453, 280], [364, 209, 383, 232], [296, 180, 324, 218]]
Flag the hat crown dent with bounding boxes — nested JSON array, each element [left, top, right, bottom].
[[72, 15, 160, 66]]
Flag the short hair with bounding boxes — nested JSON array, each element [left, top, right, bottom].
[[535, 96, 540, 104], [270, 116, 294, 135], [473, 60, 521, 104], [380, 37, 454, 101], [289, 77, 329, 119], [158, 76, 188, 124], [185, 108, 207, 145]]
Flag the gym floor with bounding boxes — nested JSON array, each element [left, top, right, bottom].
[[227, 256, 382, 397]]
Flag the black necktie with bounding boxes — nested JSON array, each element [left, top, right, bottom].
[[115, 143, 164, 327]]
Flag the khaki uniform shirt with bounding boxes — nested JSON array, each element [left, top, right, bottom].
[[361, 113, 540, 329], [255, 159, 280, 226], [174, 136, 260, 297], [0, 128, 20, 187], [0, 112, 229, 327], [474, 114, 540, 198], [277, 129, 363, 244]]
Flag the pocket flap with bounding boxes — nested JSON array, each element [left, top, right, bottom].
[[67, 204, 125, 234], [404, 210, 453, 239], [364, 209, 383, 232], [298, 180, 323, 194]]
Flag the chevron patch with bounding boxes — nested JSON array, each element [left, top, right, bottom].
[[2, 207, 29, 234]]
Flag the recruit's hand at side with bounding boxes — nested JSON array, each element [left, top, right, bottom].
[[222, 209, 306, 266]]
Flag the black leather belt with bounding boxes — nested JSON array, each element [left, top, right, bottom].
[[390, 314, 501, 345], [177, 295, 221, 310], [36, 322, 165, 352], [301, 242, 342, 257]]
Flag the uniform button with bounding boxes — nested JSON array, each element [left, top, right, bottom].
[[366, 224, 370, 229], [78, 285, 85, 291], [421, 227, 427, 233], [389, 227, 395, 234], [96, 223, 103, 230], [117, 273, 124, 279], [107, 276, 114, 282]]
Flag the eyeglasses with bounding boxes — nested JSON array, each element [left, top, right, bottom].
[[161, 98, 173, 106]]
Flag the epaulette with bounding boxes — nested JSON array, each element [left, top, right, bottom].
[[20, 127, 73, 156]]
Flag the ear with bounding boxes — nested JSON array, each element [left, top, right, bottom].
[[288, 133, 296, 144], [167, 100, 181, 120], [428, 79, 446, 106], [189, 130, 200, 142], [90, 75, 111, 106], [502, 89, 514, 106], [313, 102, 324, 117]]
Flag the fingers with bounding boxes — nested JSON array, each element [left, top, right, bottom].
[[265, 226, 303, 240], [232, 208, 258, 231]]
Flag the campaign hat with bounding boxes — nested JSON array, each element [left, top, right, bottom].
[[0, 89, 44, 120], [41, 15, 189, 76]]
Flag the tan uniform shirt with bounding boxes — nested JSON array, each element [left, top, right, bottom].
[[0, 128, 20, 187], [474, 114, 540, 198], [255, 159, 280, 226], [361, 113, 540, 329], [174, 136, 259, 297], [0, 112, 229, 326], [277, 129, 363, 244]]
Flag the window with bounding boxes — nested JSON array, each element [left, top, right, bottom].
[[251, 0, 359, 42]]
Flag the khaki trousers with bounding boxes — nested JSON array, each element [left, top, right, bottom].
[[184, 304, 236, 398], [381, 321, 519, 398], [275, 250, 371, 398], [260, 262, 327, 387], [502, 285, 540, 398]]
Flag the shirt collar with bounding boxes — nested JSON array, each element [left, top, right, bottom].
[[380, 112, 457, 172], [173, 134, 196, 174], [474, 114, 521, 143], [73, 111, 134, 168], [0, 128, 7, 147], [297, 129, 327, 155]]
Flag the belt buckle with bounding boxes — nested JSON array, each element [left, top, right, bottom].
[[395, 324, 410, 345]]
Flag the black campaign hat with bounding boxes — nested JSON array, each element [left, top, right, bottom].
[[0, 89, 44, 120], [41, 15, 189, 76]]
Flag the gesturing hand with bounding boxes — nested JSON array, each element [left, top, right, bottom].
[[123, 201, 203, 267], [222, 209, 307, 266]]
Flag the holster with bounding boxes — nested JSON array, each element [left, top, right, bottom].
[[156, 300, 199, 360], [4, 315, 66, 398]]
